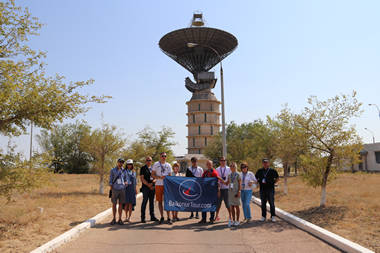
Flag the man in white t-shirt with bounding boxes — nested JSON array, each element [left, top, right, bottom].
[[215, 156, 232, 221], [185, 156, 204, 219], [152, 152, 173, 224]]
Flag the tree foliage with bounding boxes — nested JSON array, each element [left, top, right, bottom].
[[268, 106, 308, 194], [38, 121, 92, 173], [295, 91, 362, 206], [123, 126, 176, 167], [81, 123, 126, 194], [204, 120, 275, 170], [0, 0, 109, 136], [0, 144, 50, 201]]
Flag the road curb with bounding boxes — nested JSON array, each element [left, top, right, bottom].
[[30, 193, 143, 253], [252, 196, 374, 253]]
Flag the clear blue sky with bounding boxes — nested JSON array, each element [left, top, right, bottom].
[[2, 0, 380, 157]]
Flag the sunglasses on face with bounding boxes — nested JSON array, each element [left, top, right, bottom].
[[161, 155, 167, 158], [146, 159, 152, 162], [241, 166, 247, 169]]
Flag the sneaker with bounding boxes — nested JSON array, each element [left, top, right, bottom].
[[141, 219, 146, 223], [246, 218, 251, 223], [209, 219, 215, 224], [110, 219, 116, 225], [260, 217, 266, 222], [189, 214, 194, 219], [175, 217, 180, 222], [198, 219, 206, 224], [118, 220, 123, 225], [228, 219, 232, 227], [195, 215, 199, 219], [151, 217, 159, 222], [159, 217, 164, 224], [167, 218, 172, 225], [271, 216, 276, 222], [234, 221, 240, 226]]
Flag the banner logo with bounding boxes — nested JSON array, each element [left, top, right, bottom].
[[178, 179, 202, 201]]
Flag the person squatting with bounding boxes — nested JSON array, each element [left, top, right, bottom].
[[109, 153, 279, 227]]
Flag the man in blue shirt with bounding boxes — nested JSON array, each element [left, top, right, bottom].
[[109, 158, 128, 225]]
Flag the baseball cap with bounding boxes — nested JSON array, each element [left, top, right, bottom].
[[126, 159, 133, 164], [117, 158, 125, 163]]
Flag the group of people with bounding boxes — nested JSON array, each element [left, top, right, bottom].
[[109, 152, 279, 228]]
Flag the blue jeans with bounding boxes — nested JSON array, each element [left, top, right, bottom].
[[241, 189, 252, 219]]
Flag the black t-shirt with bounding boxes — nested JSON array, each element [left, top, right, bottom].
[[255, 168, 279, 189], [140, 165, 154, 190]]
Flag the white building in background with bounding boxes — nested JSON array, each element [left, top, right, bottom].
[[355, 143, 380, 172]]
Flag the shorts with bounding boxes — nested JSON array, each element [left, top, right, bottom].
[[111, 189, 126, 204], [155, 185, 164, 202], [217, 189, 229, 209]]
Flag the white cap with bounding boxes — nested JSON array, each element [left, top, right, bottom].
[[126, 159, 133, 164]]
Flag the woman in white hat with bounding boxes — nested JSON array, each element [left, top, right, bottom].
[[124, 159, 137, 222]]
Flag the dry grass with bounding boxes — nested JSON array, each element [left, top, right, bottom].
[[257, 172, 380, 252], [0, 174, 112, 253]]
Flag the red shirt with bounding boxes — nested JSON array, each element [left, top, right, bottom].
[[202, 168, 219, 178]]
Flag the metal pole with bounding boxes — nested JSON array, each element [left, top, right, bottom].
[[364, 128, 375, 144], [220, 61, 227, 158], [369, 104, 380, 119], [30, 122, 33, 167]]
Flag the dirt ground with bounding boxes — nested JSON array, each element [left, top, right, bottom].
[[0, 174, 112, 253], [0, 173, 379, 252], [266, 172, 380, 252]]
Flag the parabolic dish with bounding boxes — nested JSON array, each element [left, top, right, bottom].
[[159, 27, 238, 75]]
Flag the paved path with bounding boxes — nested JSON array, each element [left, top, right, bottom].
[[59, 199, 341, 253]]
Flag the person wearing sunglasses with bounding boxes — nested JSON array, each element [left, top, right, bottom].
[[215, 156, 232, 222], [255, 158, 279, 222], [240, 162, 257, 223], [152, 152, 173, 224], [109, 158, 128, 225], [140, 156, 158, 223]]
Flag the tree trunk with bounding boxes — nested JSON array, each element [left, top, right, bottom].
[[320, 152, 334, 207], [294, 160, 298, 176], [320, 184, 327, 207], [283, 162, 288, 195], [99, 174, 104, 194]]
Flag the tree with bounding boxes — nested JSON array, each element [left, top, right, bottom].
[[0, 143, 50, 201], [295, 91, 362, 206], [268, 107, 308, 194], [38, 121, 92, 173], [0, 0, 109, 136], [82, 123, 125, 194], [123, 126, 176, 167], [204, 121, 275, 170]]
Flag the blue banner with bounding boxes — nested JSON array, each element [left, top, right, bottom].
[[164, 176, 218, 212]]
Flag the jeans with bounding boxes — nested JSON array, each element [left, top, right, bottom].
[[260, 187, 276, 218], [141, 187, 155, 220], [240, 189, 252, 219], [202, 211, 215, 221]]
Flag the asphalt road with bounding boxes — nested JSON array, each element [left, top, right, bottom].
[[58, 198, 341, 253]]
